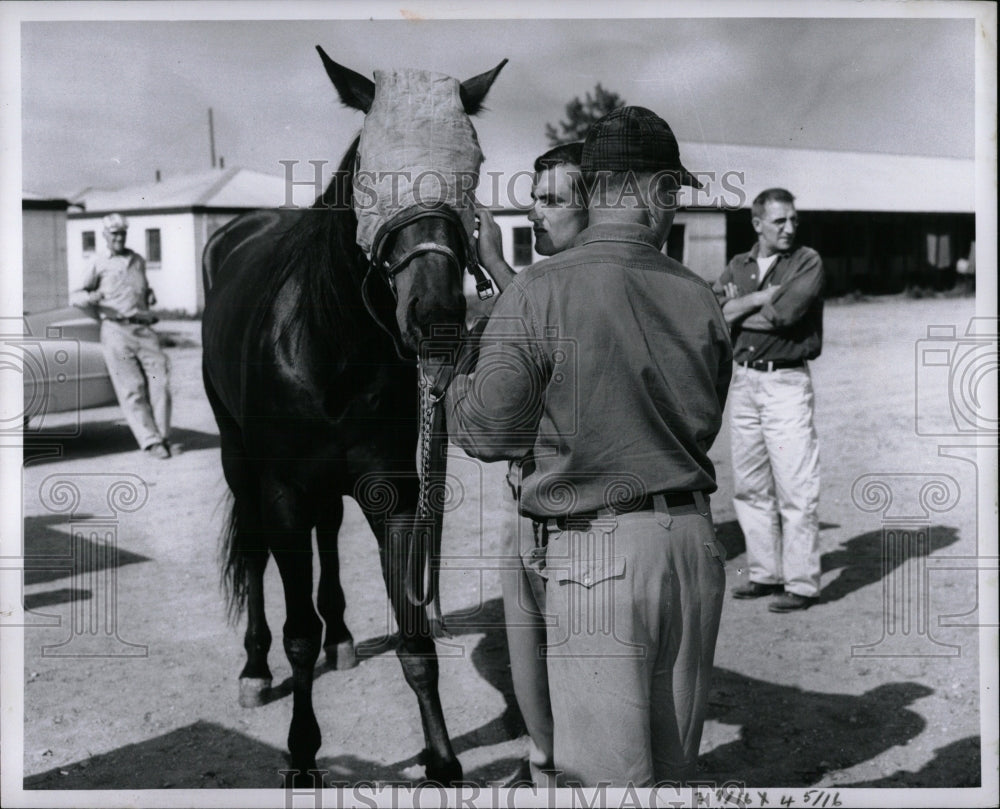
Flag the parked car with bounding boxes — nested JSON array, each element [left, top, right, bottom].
[[20, 306, 117, 428]]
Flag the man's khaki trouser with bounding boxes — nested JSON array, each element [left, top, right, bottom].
[[544, 496, 726, 787], [100, 320, 171, 450], [499, 470, 554, 786]]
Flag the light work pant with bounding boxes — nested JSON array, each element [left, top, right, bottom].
[[543, 496, 726, 787], [100, 320, 171, 450], [499, 469, 554, 786], [730, 363, 821, 597]]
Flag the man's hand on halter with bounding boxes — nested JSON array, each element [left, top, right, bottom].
[[474, 208, 516, 293]]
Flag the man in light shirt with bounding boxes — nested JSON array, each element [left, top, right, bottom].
[[71, 213, 172, 459]]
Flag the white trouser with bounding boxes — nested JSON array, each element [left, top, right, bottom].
[[730, 363, 821, 597], [100, 320, 171, 450]]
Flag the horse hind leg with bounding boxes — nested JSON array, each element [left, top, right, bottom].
[[316, 499, 357, 670], [264, 482, 324, 783], [206, 375, 275, 709], [238, 548, 272, 707]]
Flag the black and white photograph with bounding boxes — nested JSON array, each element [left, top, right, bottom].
[[1, 2, 996, 807]]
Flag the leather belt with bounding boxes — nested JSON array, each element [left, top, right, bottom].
[[105, 315, 148, 325], [552, 491, 701, 531], [738, 358, 806, 371]]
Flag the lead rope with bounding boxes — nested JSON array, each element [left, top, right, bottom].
[[408, 361, 449, 636]]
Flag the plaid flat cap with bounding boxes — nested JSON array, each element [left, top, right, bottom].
[[582, 106, 703, 188]]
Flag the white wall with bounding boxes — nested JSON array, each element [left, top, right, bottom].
[[672, 211, 727, 284], [67, 213, 200, 314]]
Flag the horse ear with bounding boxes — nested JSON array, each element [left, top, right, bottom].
[[316, 46, 375, 113], [459, 59, 508, 115]]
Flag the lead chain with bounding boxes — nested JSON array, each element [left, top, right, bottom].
[[416, 364, 435, 520]]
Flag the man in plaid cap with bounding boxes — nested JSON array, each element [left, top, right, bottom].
[[448, 107, 732, 786], [71, 213, 172, 459]]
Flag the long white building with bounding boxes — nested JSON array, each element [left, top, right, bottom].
[[52, 143, 974, 315]]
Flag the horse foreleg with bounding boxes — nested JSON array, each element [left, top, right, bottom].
[[273, 545, 324, 784], [317, 501, 356, 670], [382, 513, 462, 785], [239, 550, 273, 707]]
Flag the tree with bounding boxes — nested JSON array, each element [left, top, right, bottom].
[[545, 83, 627, 146]]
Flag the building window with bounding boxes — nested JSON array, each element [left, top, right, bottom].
[[665, 224, 686, 263], [513, 226, 533, 267], [82, 231, 95, 253], [145, 228, 162, 265]]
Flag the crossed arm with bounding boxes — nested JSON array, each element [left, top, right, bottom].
[[715, 251, 824, 332], [717, 281, 781, 328]]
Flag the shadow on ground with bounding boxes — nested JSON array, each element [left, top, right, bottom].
[[699, 669, 946, 786], [22, 513, 151, 588], [839, 735, 981, 788], [25, 597, 527, 789], [715, 520, 961, 605], [23, 423, 219, 465]]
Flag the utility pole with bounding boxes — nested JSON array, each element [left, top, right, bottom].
[[208, 107, 217, 168]]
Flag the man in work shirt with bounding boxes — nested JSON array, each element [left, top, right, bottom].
[[714, 188, 824, 612], [475, 141, 587, 788], [448, 107, 732, 786], [71, 213, 172, 459]]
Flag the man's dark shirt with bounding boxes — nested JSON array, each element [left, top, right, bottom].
[[715, 243, 824, 363], [447, 223, 733, 519]]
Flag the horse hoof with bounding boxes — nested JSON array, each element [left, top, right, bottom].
[[419, 750, 463, 786], [325, 640, 357, 670], [238, 677, 271, 707]]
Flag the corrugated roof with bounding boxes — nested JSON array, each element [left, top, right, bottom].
[[73, 167, 318, 212]]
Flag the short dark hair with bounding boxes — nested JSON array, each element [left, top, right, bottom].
[[533, 141, 586, 201], [752, 188, 796, 220], [533, 141, 584, 173]]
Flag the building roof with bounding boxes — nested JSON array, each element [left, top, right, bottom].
[[482, 142, 975, 214], [71, 166, 317, 213], [22, 192, 69, 211], [674, 142, 974, 213]]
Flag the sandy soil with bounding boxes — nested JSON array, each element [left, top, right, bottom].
[[16, 294, 989, 796]]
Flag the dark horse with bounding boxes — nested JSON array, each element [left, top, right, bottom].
[[201, 49, 505, 784]]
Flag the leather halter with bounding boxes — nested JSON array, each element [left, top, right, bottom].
[[369, 203, 495, 301]]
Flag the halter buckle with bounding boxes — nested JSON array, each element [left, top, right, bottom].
[[475, 277, 495, 301]]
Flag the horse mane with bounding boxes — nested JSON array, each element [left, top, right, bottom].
[[261, 136, 396, 362]]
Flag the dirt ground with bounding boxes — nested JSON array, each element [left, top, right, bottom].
[[14, 294, 992, 799]]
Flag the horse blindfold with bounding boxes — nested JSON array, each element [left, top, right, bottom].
[[353, 69, 484, 257]]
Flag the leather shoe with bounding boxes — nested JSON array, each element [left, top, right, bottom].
[[144, 442, 171, 460], [768, 592, 818, 612], [732, 581, 783, 599]]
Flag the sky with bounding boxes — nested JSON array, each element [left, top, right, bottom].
[[12, 7, 978, 199]]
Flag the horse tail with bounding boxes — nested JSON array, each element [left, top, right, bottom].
[[220, 488, 251, 624], [203, 363, 257, 624]]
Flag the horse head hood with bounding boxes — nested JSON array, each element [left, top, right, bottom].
[[353, 69, 485, 258]]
